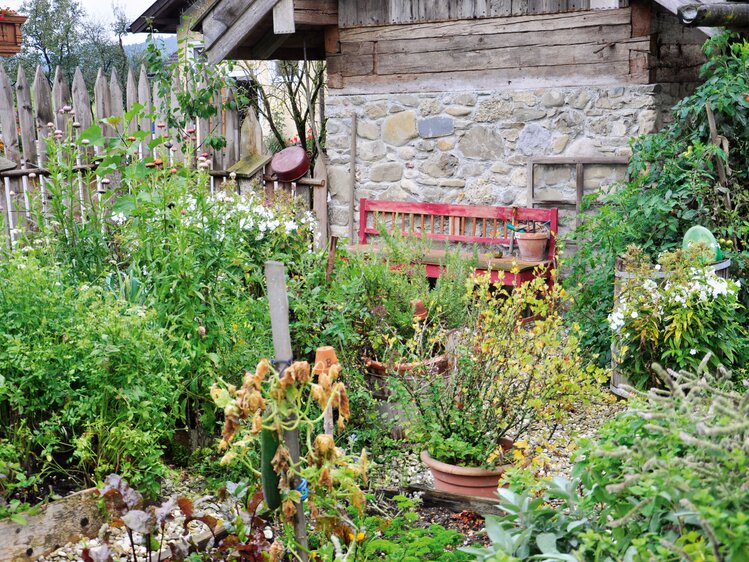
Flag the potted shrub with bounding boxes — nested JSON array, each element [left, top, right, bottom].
[[391, 275, 607, 498], [353, 245, 474, 437], [610, 243, 747, 390], [515, 225, 550, 262]]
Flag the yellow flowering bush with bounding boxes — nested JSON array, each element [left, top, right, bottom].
[[391, 273, 608, 469]]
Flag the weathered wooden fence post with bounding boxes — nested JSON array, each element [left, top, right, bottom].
[[264, 260, 309, 562]]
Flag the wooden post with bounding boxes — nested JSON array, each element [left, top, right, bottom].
[[264, 261, 309, 562], [313, 154, 328, 250], [0, 65, 20, 163], [349, 113, 357, 241], [94, 69, 112, 136], [16, 66, 37, 165], [224, 88, 240, 169], [52, 66, 71, 131], [72, 67, 93, 132], [137, 65, 152, 158]]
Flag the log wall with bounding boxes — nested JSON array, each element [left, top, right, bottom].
[[338, 0, 628, 27], [328, 8, 651, 94]]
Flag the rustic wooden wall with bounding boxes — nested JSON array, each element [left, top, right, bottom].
[[651, 3, 706, 84], [338, 0, 628, 27], [327, 8, 652, 93]]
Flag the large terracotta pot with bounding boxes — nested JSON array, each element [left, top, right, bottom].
[[516, 231, 549, 262], [421, 449, 511, 499]]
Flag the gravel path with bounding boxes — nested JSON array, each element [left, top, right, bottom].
[[371, 396, 626, 489], [38, 396, 623, 561]]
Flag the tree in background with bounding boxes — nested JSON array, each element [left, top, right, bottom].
[[5, 0, 130, 88], [240, 59, 326, 163]]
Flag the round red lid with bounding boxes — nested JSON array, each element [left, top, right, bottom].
[[271, 146, 310, 182]]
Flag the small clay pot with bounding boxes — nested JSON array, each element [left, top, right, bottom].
[[421, 449, 512, 498], [516, 231, 549, 262], [313, 346, 339, 375], [412, 299, 428, 321]]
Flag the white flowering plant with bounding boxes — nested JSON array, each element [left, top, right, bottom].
[[610, 246, 748, 386]]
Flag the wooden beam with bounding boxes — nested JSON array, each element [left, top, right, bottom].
[[273, 0, 295, 34], [679, 3, 749, 26], [252, 29, 291, 59], [652, 0, 722, 35], [205, 0, 277, 63]]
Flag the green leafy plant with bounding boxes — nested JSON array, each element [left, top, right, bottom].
[[391, 275, 607, 468], [611, 245, 747, 386], [0, 254, 181, 497], [565, 32, 749, 366], [464, 359, 749, 562], [211, 359, 367, 558], [314, 493, 471, 561], [461, 479, 587, 561]]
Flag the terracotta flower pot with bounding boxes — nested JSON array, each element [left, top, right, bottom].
[[516, 231, 549, 262], [313, 345, 339, 375], [421, 448, 512, 499]]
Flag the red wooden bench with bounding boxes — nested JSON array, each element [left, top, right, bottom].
[[353, 199, 558, 286]]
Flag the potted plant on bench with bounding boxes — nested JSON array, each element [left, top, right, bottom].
[[390, 275, 606, 498]]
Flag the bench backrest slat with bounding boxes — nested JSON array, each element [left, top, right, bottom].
[[358, 199, 558, 261]]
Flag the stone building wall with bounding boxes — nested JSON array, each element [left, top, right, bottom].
[[324, 83, 685, 240]]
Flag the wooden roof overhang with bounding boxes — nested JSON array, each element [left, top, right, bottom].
[[193, 0, 337, 63], [130, 0, 188, 33]]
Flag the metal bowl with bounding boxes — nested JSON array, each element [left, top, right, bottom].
[[271, 146, 310, 182]]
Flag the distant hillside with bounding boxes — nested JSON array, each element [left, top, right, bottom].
[[124, 35, 179, 60]]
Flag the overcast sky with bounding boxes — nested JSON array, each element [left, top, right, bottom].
[[4, 0, 161, 44]]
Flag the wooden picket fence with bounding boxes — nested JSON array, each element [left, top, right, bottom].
[[0, 63, 329, 249]]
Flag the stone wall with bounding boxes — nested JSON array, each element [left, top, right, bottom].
[[325, 83, 686, 240]]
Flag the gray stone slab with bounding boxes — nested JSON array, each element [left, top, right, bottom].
[[418, 117, 454, 139]]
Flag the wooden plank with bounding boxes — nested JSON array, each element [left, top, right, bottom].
[[197, 78, 210, 159], [33, 66, 54, 164], [0, 65, 20, 163], [370, 21, 631, 56], [125, 66, 138, 135], [16, 66, 37, 165], [204, 0, 277, 64], [337, 60, 635, 93], [0, 488, 106, 562], [94, 68, 113, 136], [201, 0, 253, 49], [51, 66, 71, 131], [224, 88, 240, 169], [109, 68, 124, 135], [137, 65, 152, 156], [511, 0, 529, 15], [340, 7, 631, 41], [294, 0, 337, 25], [273, 0, 295, 34], [373, 38, 643, 77], [72, 67, 93, 132], [313, 154, 328, 250]]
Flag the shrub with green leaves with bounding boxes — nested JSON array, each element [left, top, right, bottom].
[[0, 254, 181, 497], [610, 246, 748, 386], [565, 32, 749, 365], [464, 360, 749, 562]]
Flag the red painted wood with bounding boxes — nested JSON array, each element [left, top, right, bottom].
[[357, 199, 558, 285]]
